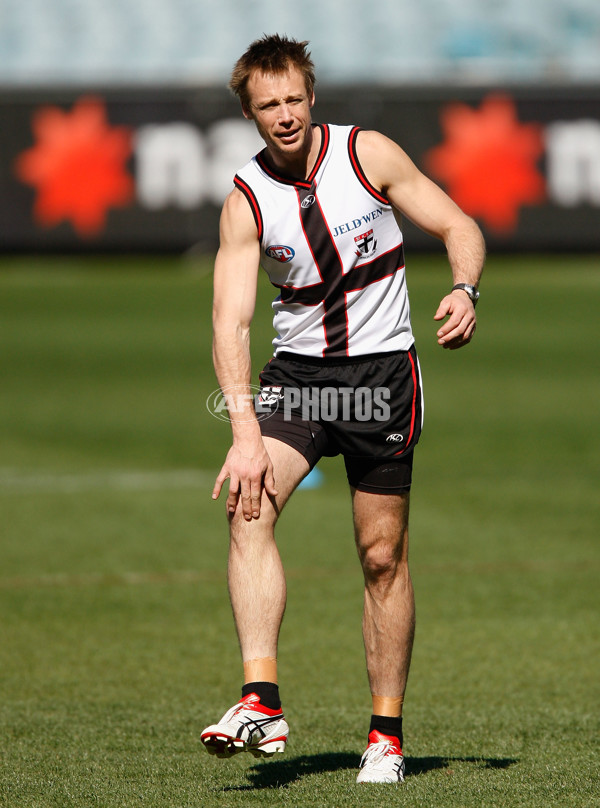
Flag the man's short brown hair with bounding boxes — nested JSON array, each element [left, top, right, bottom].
[[229, 34, 316, 111]]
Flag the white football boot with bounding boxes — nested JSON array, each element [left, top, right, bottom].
[[356, 730, 405, 783], [201, 693, 289, 758]]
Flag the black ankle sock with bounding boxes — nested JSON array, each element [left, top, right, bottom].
[[242, 681, 281, 711], [369, 714, 403, 747]]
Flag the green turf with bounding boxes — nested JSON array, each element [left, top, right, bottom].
[[0, 254, 598, 807]]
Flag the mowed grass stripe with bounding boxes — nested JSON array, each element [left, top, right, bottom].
[[0, 558, 595, 592]]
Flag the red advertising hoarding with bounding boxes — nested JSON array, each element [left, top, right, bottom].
[[1, 85, 599, 252]]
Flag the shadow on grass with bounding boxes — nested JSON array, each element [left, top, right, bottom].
[[408, 756, 519, 776], [222, 752, 358, 791], [221, 752, 519, 790]]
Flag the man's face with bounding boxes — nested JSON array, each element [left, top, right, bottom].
[[243, 66, 315, 162]]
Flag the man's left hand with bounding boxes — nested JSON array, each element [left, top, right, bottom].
[[433, 290, 477, 349]]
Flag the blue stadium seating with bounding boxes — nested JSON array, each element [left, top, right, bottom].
[[1, 0, 599, 85]]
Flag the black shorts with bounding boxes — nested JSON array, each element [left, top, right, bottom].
[[255, 345, 423, 493]]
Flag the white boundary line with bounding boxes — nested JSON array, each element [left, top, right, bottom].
[[0, 468, 217, 494]]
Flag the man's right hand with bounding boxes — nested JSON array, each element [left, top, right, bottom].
[[212, 440, 278, 521]]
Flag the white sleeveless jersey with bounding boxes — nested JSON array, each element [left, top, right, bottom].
[[234, 123, 414, 359]]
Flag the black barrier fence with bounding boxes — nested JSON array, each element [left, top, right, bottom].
[[1, 85, 599, 253]]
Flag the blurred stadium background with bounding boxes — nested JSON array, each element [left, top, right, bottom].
[[1, 0, 599, 253], [2, 0, 600, 85]]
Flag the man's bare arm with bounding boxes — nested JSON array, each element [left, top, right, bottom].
[[356, 130, 485, 349], [212, 188, 277, 519]]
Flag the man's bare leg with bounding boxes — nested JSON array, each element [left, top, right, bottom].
[[227, 437, 309, 679], [352, 488, 413, 782], [352, 489, 415, 716], [201, 438, 309, 758]]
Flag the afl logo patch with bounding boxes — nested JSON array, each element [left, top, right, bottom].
[[301, 194, 316, 208], [266, 245, 295, 263]]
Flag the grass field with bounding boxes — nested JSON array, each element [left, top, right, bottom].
[[0, 253, 598, 807]]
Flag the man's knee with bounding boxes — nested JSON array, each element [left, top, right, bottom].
[[359, 537, 406, 585], [353, 491, 410, 583], [227, 493, 279, 536]]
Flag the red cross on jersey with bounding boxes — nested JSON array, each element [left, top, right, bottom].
[[234, 124, 414, 359]]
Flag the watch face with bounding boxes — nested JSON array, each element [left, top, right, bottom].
[[454, 283, 479, 302]]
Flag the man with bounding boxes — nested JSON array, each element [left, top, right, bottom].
[[202, 34, 485, 784]]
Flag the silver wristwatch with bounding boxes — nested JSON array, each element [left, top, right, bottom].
[[452, 283, 480, 306]]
